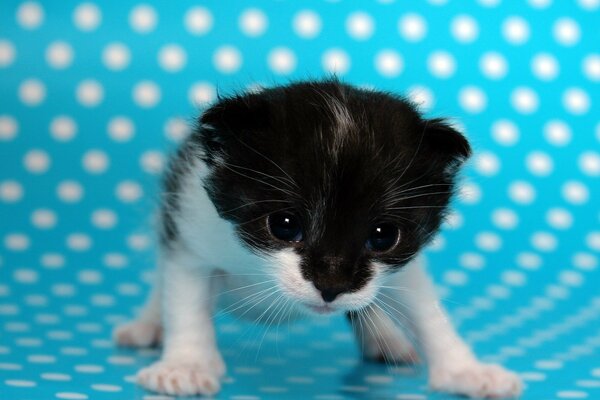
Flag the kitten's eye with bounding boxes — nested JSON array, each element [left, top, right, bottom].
[[268, 212, 303, 242], [366, 223, 400, 253]]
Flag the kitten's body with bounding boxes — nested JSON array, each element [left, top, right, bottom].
[[114, 81, 522, 398]]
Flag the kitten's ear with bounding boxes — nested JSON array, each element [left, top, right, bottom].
[[423, 118, 471, 172], [198, 93, 270, 162]]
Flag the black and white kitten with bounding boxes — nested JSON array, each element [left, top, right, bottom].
[[114, 80, 522, 398]]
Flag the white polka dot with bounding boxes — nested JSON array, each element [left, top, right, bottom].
[[82, 150, 109, 174], [78, 269, 103, 285], [19, 78, 46, 106], [562, 88, 590, 115], [502, 270, 527, 286], [129, 4, 157, 33], [133, 81, 161, 108], [17, 2, 44, 29], [544, 120, 571, 146], [480, 52, 507, 79], [492, 208, 519, 229], [158, 44, 186, 72], [451, 15, 478, 43], [189, 82, 216, 107], [0, 115, 18, 141], [91, 384, 122, 392], [531, 231, 558, 251], [293, 10, 322, 39], [491, 119, 519, 146], [41, 253, 64, 269], [165, 118, 190, 142], [573, 252, 597, 271], [578, 151, 600, 176], [0, 40, 16, 67], [213, 46, 242, 74], [475, 232, 502, 251], [268, 47, 297, 75], [127, 233, 150, 250], [102, 42, 130, 70], [57, 180, 84, 203], [5, 379, 37, 387], [56, 393, 88, 400], [407, 86, 434, 112], [107, 116, 134, 142], [586, 232, 600, 251], [4, 233, 30, 251], [459, 182, 481, 204], [41, 373, 72, 381], [460, 252, 485, 270], [24, 149, 50, 173], [562, 181, 589, 204], [14, 268, 38, 283], [526, 151, 553, 176], [474, 151, 500, 176], [511, 87, 539, 114], [76, 80, 103, 107], [66, 233, 92, 251], [91, 209, 117, 229], [45, 41, 73, 69], [50, 116, 77, 141], [239, 8, 268, 37], [322, 48, 350, 75], [546, 208, 573, 229], [428, 51, 455, 78], [398, 13, 427, 42], [184, 6, 213, 35], [0, 181, 23, 203], [553, 18, 581, 46], [103, 252, 128, 269], [557, 391, 589, 399], [531, 53, 559, 80], [444, 270, 468, 286], [346, 12, 374, 40], [508, 181, 536, 204], [116, 180, 142, 202], [578, 0, 600, 9], [140, 150, 164, 174], [582, 54, 600, 81], [374, 50, 403, 78], [529, 0, 552, 7], [459, 86, 486, 113], [31, 209, 57, 229], [502, 16, 530, 45], [73, 3, 101, 31], [517, 252, 542, 270], [559, 270, 584, 287]]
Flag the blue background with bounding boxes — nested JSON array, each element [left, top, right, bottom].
[[1, 1, 599, 399]]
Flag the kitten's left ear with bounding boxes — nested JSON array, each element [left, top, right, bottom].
[[423, 118, 471, 173]]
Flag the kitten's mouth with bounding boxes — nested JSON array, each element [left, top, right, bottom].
[[305, 303, 337, 314]]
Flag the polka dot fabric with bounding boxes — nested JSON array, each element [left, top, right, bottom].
[[1, 1, 599, 399]]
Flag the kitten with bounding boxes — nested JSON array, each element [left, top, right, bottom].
[[114, 80, 522, 398]]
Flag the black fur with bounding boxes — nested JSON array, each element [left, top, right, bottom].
[[162, 79, 470, 296]]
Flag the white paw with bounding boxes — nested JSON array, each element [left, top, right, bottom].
[[429, 362, 522, 399], [113, 320, 162, 348], [137, 360, 223, 396]]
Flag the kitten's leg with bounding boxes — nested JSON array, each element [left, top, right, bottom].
[[113, 277, 162, 348], [347, 306, 419, 364], [136, 251, 225, 396], [385, 258, 522, 399]]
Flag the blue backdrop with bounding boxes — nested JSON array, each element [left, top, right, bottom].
[[1, 1, 599, 399]]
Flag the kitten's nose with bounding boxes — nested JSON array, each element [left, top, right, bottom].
[[319, 287, 345, 303]]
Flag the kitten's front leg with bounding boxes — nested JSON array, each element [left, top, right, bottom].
[[137, 252, 225, 396], [385, 258, 522, 399]]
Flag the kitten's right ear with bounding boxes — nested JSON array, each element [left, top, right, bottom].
[[198, 93, 271, 162], [422, 118, 471, 174]]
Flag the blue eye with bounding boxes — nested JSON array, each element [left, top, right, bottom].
[[366, 223, 399, 252], [268, 213, 303, 242]]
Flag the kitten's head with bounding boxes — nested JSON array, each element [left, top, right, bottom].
[[197, 80, 470, 315]]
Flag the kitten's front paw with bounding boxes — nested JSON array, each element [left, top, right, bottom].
[[113, 320, 162, 348], [429, 362, 522, 399], [137, 360, 223, 396]]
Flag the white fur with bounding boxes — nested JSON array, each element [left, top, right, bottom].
[[114, 159, 522, 398]]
